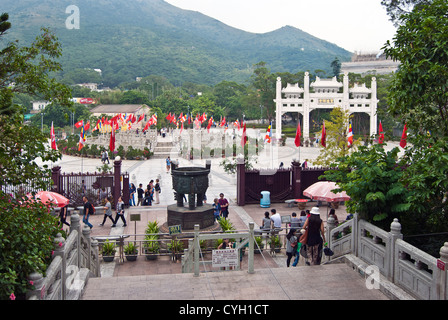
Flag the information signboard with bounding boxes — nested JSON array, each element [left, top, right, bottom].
[[212, 249, 238, 268]]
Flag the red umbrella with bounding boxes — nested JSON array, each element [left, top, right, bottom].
[[34, 191, 70, 208], [303, 181, 350, 202]]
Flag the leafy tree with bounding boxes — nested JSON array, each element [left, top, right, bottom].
[[250, 61, 276, 120], [0, 15, 71, 300], [330, 57, 341, 77], [381, 0, 431, 25], [314, 107, 361, 167], [324, 145, 410, 230], [383, 0, 448, 230], [0, 16, 72, 115]]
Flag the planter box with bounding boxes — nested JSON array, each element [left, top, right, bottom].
[[125, 254, 138, 262], [102, 255, 115, 262]]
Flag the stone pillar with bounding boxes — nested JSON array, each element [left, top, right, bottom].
[[370, 77, 378, 136], [53, 233, 66, 299], [51, 166, 61, 193], [275, 77, 283, 141], [389, 218, 403, 281], [236, 156, 245, 206], [303, 72, 310, 139], [438, 243, 448, 300], [291, 160, 302, 199], [69, 213, 81, 269], [83, 225, 92, 269], [26, 272, 45, 300], [113, 157, 122, 209]]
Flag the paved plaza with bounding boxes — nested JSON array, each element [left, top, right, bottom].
[[50, 135, 402, 300]]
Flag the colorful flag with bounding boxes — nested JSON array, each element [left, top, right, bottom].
[[378, 121, 385, 144], [207, 117, 213, 133], [400, 123, 407, 148], [78, 125, 86, 151], [74, 120, 83, 128], [241, 123, 247, 147], [137, 114, 145, 123], [321, 121, 326, 148], [347, 122, 353, 148], [265, 122, 272, 144], [294, 121, 301, 147], [110, 127, 115, 152], [50, 121, 57, 150]]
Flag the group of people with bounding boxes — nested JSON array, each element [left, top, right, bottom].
[[59, 195, 128, 230], [129, 179, 161, 207], [258, 206, 332, 267], [212, 193, 229, 221]]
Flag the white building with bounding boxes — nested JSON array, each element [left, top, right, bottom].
[[274, 72, 378, 140], [31, 100, 50, 113]]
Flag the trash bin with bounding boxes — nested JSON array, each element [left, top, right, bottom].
[[260, 191, 270, 208]]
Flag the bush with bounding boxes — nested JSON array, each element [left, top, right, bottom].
[[0, 192, 62, 300]]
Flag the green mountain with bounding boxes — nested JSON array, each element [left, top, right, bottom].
[[2, 0, 352, 87]]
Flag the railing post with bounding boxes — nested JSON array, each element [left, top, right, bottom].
[[248, 222, 255, 274], [389, 218, 403, 282], [70, 213, 81, 268], [83, 225, 92, 269], [53, 233, 66, 300], [91, 238, 100, 277], [26, 272, 44, 300], [438, 242, 448, 300], [194, 224, 200, 277]]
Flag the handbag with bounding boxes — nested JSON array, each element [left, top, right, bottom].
[[299, 244, 307, 258], [299, 228, 308, 245]]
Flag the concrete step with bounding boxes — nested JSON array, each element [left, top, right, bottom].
[[81, 263, 390, 300]]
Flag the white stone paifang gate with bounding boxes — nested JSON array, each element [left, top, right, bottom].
[[274, 72, 378, 140]]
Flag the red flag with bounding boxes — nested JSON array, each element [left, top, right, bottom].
[[400, 123, 407, 148], [50, 121, 57, 150], [180, 122, 184, 134], [137, 114, 145, 123], [378, 121, 385, 144], [321, 121, 326, 148], [83, 121, 90, 132], [110, 128, 115, 152], [294, 121, 301, 147], [241, 123, 247, 147], [74, 120, 83, 128], [207, 117, 213, 133]]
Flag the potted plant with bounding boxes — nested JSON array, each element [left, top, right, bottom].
[[254, 236, 264, 254], [269, 235, 282, 253], [144, 236, 160, 260], [124, 242, 138, 262], [144, 220, 160, 260], [101, 240, 116, 262], [168, 239, 184, 261]]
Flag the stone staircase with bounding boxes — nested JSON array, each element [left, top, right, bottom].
[[152, 139, 175, 159]]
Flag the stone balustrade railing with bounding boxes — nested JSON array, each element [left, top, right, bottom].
[[327, 214, 448, 300], [26, 213, 100, 300]]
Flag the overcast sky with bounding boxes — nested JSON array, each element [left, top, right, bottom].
[[165, 0, 397, 53]]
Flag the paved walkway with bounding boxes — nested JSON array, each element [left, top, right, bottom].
[[49, 134, 397, 300]]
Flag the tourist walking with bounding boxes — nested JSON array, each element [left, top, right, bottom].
[[59, 204, 70, 228], [129, 183, 136, 206], [154, 179, 161, 204], [166, 156, 171, 173], [302, 207, 326, 265], [82, 196, 93, 229], [113, 196, 127, 227], [286, 228, 298, 267], [99, 196, 115, 226], [218, 193, 229, 220], [213, 198, 221, 221], [137, 183, 144, 206], [290, 212, 301, 229]]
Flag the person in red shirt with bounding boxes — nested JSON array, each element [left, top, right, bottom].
[[218, 193, 229, 220]]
